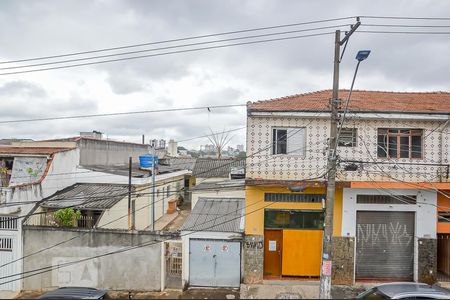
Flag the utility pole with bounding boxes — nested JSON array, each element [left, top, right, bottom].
[[128, 157, 132, 230], [151, 142, 156, 231], [319, 19, 360, 299]]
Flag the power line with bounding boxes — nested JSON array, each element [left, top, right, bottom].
[[360, 16, 450, 21], [359, 30, 450, 34], [0, 31, 335, 76], [0, 170, 328, 284], [0, 24, 351, 71], [0, 17, 356, 65], [0, 103, 246, 124]]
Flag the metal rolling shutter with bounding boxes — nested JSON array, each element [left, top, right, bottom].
[[356, 211, 415, 280]]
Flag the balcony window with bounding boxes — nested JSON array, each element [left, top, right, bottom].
[[272, 127, 306, 155], [377, 128, 423, 159]]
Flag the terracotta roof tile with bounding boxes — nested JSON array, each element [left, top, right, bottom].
[[248, 90, 450, 114], [0, 147, 74, 155]]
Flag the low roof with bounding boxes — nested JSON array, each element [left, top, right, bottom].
[[191, 179, 245, 191], [0, 146, 74, 155], [81, 163, 186, 178], [192, 158, 245, 178], [248, 90, 450, 114], [181, 197, 244, 233], [40, 183, 133, 210]]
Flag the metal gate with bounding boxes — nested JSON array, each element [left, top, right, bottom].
[[189, 239, 241, 287], [165, 241, 182, 289], [356, 211, 415, 280], [0, 236, 16, 291]]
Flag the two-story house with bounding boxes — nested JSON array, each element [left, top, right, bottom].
[[244, 90, 450, 285]]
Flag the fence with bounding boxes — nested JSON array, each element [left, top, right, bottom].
[[25, 213, 95, 229]]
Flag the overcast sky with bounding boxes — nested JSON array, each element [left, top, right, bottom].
[[0, 0, 449, 149]]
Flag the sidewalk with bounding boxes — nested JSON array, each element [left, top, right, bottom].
[[240, 280, 370, 299]]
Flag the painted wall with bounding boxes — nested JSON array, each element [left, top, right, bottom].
[[342, 188, 437, 282], [244, 186, 343, 236], [78, 138, 150, 166], [437, 190, 450, 233], [246, 114, 450, 183], [97, 175, 186, 230], [341, 188, 437, 238], [22, 226, 173, 291]]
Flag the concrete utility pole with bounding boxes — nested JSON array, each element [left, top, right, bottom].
[[319, 19, 360, 299], [128, 157, 132, 230], [151, 142, 156, 231]]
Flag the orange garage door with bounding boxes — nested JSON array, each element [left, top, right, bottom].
[[282, 229, 323, 276]]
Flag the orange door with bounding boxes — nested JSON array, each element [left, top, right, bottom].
[[282, 229, 323, 276], [264, 229, 283, 276]]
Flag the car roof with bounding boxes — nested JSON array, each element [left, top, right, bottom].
[[376, 283, 450, 298], [38, 287, 106, 299]]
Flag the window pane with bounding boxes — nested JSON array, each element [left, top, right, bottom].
[[276, 129, 287, 154], [411, 135, 422, 158], [377, 134, 387, 158], [264, 210, 323, 229], [287, 128, 305, 155], [272, 129, 277, 154], [388, 136, 398, 158], [400, 136, 409, 158]]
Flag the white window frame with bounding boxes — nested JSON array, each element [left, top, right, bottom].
[[272, 127, 306, 156]]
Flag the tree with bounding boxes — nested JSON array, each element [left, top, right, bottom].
[[53, 208, 81, 227]]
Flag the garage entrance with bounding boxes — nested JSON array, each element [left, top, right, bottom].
[[356, 211, 415, 280], [189, 239, 241, 287]]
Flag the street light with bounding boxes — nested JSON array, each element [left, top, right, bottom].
[[356, 50, 371, 61], [335, 50, 371, 152]]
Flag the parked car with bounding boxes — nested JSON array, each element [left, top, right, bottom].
[[357, 282, 450, 299], [37, 287, 107, 299]]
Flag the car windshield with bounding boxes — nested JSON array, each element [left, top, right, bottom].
[[357, 287, 389, 300]]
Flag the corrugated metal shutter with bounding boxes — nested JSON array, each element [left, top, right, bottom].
[[356, 211, 414, 280]]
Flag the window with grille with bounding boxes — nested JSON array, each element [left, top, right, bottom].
[[0, 216, 18, 230], [338, 128, 357, 147], [356, 194, 417, 204], [377, 128, 423, 159], [0, 238, 12, 251], [265, 193, 325, 203], [272, 127, 306, 155], [439, 212, 450, 223]]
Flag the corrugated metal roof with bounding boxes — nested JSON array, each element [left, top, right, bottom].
[[0, 147, 74, 155], [192, 158, 245, 178], [40, 183, 133, 210], [181, 197, 244, 233]]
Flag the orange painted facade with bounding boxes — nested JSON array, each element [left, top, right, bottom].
[[351, 181, 450, 190], [437, 191, 450, 234]]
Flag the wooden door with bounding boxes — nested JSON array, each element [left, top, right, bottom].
[[264, 229, 282, 276]]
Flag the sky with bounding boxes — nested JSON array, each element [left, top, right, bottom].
[[0, 0, 449, 149]]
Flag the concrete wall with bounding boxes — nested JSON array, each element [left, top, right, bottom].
[[78, 138, 150, 166], [23, 226, 178, 291], [418, 238, 437, 284], [332, 237, 355, 285], [242, 234, 264, 284]]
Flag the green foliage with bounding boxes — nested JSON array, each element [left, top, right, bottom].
[[53, 208, 81, 227], [27, 167, 39, 177]]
